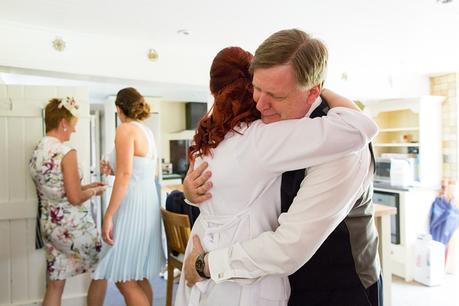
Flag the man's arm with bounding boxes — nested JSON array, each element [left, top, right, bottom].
[[204, 149, 372, 283]]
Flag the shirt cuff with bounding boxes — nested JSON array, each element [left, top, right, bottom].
[[208, 247, 232, 283]]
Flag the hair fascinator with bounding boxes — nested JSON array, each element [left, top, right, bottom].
[[58, 97, 79, 117]]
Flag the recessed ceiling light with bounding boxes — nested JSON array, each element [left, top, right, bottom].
[[437, 0, 453, 4], [177, 29, 190, 36]]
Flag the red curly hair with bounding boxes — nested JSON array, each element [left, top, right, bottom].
[[188, 47, 261, 161]]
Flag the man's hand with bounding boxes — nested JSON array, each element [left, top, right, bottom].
[[183, 161, 213, 204], [184, 235, 206, 287]]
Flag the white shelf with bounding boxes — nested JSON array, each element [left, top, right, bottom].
[[367, 96, 442, 197], [374, 143, 420, 147], [379, 127, 419, 132]]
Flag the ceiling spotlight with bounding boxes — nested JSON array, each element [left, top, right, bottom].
[[147, 49, 159, 61], [437, 0, 453, 3], [52, 37, 66, 52], [340, 72, 348, 81], [177, 29, 190, 35]]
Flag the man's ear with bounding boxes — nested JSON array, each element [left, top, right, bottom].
[[306, 84, 321, 105]]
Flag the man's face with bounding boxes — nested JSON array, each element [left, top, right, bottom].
[[252, 64, 314, 124]]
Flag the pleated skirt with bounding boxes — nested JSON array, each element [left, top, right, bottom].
[[93, 179, 165, 282]]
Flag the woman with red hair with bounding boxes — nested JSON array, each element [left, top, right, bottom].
[[175, 47, 377, 306]]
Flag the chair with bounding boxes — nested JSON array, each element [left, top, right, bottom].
[[165, 189, 201, 228], [161, 208, 191, 306]]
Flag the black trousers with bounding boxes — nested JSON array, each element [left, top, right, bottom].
[[288, 275, 383, 306], [366, 274, 383, 306]]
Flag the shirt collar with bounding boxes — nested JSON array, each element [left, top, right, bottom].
[[305, 96, 323, 118]]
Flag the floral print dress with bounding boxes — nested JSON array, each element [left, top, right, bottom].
[[29, 136, 101, 280]]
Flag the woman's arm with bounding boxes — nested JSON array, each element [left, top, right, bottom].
[[321, 89, 360, 111], [102, 124, 134, 245], [245, 92, 378, 174], [62, 151, 104, 205]]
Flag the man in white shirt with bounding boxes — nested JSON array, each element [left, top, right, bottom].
[[183, 29, 381, 306]]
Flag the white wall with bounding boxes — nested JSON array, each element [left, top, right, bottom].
[[326, 69, 430, 101]]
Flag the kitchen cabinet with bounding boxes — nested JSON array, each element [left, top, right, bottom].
[[364, 96, 445, 189], [374, 186, 436, 281]]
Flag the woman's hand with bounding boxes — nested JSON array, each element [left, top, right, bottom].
[[183, 161, 213, 204], [100, 160, 114, 176], [102, 215, 114, 245], [84, 181, 107, 190], [93, 186, 107, 196]]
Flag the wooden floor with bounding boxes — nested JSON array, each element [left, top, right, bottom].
[[104, 275, 177, 306], [103, 273, 459, 306], [392, 274, 459, 306]]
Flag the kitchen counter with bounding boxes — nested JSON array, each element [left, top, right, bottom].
[[162, 183, 184, 195], [374, 203, 397, 217], [374, 204, 397, 306], [374, 182, 410, 192], [162, 173, 183, 180]]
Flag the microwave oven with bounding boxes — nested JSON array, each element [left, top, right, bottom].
[[375, 157, 419, 187]]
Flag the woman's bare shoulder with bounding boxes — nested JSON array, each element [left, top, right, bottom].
[[116, 122, 136, 136]]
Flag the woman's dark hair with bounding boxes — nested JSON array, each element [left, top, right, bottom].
[[188, 47, 260, 160], [115, 87, 150, 121]]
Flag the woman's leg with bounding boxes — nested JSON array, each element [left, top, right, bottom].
[[42, 279, 66, 306], [138, 278, 153, 305], [87, 279, 108, 306], [116, 280, 149, 306]]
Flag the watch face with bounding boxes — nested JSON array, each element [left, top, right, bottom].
[[196, 256, 205, 272], [195, 253, 208, 278]]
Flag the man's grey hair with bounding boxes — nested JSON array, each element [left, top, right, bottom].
[[250, 29, 328, 89]]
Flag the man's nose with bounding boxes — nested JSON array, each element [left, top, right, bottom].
[[256, 93, 270, 112]]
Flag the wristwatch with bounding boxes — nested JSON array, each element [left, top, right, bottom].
[[195, 252, 210, 279]]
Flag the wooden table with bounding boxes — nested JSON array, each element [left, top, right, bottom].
[[374, 204, 397, 306]]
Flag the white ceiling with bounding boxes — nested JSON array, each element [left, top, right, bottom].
[[0, 0, 458, 101]]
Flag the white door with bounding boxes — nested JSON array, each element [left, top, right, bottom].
[[0, 85, 92, 306]]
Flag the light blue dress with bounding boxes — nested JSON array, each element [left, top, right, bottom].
[[93, 121, 165, 282]]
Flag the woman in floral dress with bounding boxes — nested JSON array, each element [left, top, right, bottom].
[[29, 97, 107, 306]]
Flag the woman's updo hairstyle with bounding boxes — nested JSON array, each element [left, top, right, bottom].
[[188, 47, 260, 160], [115, 87, 150, 121], [44, 98, 75, 132]]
